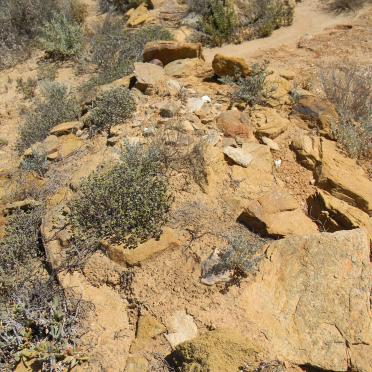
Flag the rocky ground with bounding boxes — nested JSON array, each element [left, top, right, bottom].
[[0, 0, 371, 371]]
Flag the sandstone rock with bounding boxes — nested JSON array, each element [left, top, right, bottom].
[[223, 146, 253, 167], [316, 139, 372, 215], [238, 190, 318, 237], [212, 54, 250, 77], [216, 110, 252, 138], [160, 101, 181, 117], [241, 142, 273, 172], [124, 356, 149, 372], [133, 62, 168, 94], [165, 310, 198, 348], [103, 227, 183, 266], [3, 198, 41, 216], [239, 229, 372, 371], [252, 107, 289, 139], [136, 314, 166, 339], [265, 72, 292, 107], [143, 41, 204, 66], [50, 121, 83, 136], [308, 189, 372, 240], [164, 58, 204, 78], [261, 136, 280, 151], [293, 96, 338, 136], [169, 329, 264, 372], [126, 3, 154, 27], [291, 135, 321, 170], [58, 134, 83, 158]]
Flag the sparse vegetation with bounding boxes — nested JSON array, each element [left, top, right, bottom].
[[20, 150, 49, 177], [321, 65, 371, 158], [16, 81, 80, 153], [199, 0, 237, 46], [222, 63, 271, 106], [37, 62, 58, 81], [85, 87, 136, 132], [99, 0, 147, 12], [69, 142, 172, 248], [39, 13, 83, 60], [324, 0, 369, 12], [89, 16, 173, 84], [16, 77, 38, 99]]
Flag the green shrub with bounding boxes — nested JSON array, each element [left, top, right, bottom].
[[16, 77, 38, 99], [85, 87, 136, 132], [17, 81, 80, 153], [0, 0, 76, 68], [321, 65, 371, 158], [222, 63, 271, 106], [39, 12, 83, 60], [200, 0, 237, 46], [0, 208, 43, 298], [90, 16, 173, 84], [20, 150, 49, 177], [69, 143, 172, 248], [99, 0, 147, 12]]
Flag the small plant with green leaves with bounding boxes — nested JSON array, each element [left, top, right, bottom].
[[39, 13, 83, 60], [200, 0, 237, 46], [320, 64, 371, 158], [222, 62, 271, 106], [17, 81, 80, 153], [85, 87, 136, 132], [16, 77, 38, 99], [69, 142, 172, 249]]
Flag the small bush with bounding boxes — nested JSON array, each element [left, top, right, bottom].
[[222, 62, 271, 106], [90, 16, 173, 84], [39, 13, 83, 60], [69, 0, 88, 24], [187, 0, 210, 15], [0, 208, 43, 298], [99, 0, 147, 12], [321, 65, 371, 158], [324, 0, 369, 11], [16, 77, 38, 99], [85, 87, 136, 132], [69, 143, 172, 248], [17, 81, 80, 153], [199, 0, 237, 46], [20, 150, 49, 177]]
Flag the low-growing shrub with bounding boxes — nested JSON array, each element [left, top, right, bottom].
[[200, 0, 237, 46], [222, 62, 271, 106], [69, 143, 172, 248], [17, 81, 80, 153], [187, 0, 210, 15], [0, 208, 43, 299], [20, 150, 49, 177], [324, 0, 369, 11], [85, 87, 136, 132], [16, 77, 38, 99], [69, 0, 88, 24], [320, 65, 371, 158], [90, 16, 173, 84], [39, 13, 83, 60], [99, 0, 147, 12]]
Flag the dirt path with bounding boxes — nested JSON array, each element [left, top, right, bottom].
[[204, 0, 356, 61]]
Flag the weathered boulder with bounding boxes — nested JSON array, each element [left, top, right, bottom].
[[238, 190, 318, 237], [164, 58, 205, 78], [133, 62, 169, 94], [50, 121, 83, 136], [223, 146, 253, 167], [143, 41, 204, 66], [216, 110, 252, 138], [168, 329, 264, 372], [103, 227, 183, 266], [315, 139, 372, 215], [165, 310, 198, 348], [251, 107, 289, 139], [293, 96, 338, 137], [291, 134, 321, 170], [239, 229, 372, 371], [308, 189, 372, 240], [212, 53, 250, 77], [126, 3, 155, 27]]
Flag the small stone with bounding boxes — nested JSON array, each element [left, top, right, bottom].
[[223, 146, 253, 167], [165, 310, 198, 348], [261, 136, 280, 151]]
